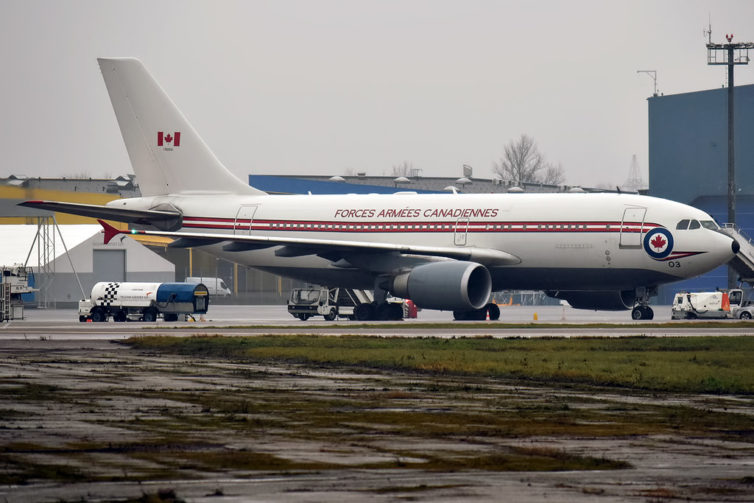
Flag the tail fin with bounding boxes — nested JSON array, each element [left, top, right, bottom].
[[97, 58, 265, 197]]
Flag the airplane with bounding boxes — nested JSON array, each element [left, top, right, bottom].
[[20, 58, 740, 321]]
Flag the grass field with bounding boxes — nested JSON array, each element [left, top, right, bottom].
[[125, 334, 754, 394]]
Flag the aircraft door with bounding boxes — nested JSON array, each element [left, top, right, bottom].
[[454, 217, 470, 246], [234, 205, 259, 235], [619, 207, 646, 248]]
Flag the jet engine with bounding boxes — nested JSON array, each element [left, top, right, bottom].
[[391, 261, 491, 311], [545, 290, 636, 311]]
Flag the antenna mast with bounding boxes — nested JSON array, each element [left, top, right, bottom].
[[706, 30, 753, 287], [636, 70, 658, 96]]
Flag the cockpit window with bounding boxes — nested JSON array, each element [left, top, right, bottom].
[[700, 220, 719, 230], [689, 220, 701, 229], [676, 219, 689, 230]]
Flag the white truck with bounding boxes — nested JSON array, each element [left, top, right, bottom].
[[79, 282, 209, 322], [185, 276, 232, 297], [671, 289, 745, 320]]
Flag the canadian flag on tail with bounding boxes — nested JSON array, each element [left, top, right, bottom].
[[157, 131, 181, 147]]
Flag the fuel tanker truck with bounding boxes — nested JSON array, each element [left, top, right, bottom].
[[78, 282, 209, 322]]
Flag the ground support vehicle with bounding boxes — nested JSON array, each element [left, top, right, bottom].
[[79, 282, 209, 322], [185, 276, 231, 296], [0, 264, 36, 320], [288, 287, 376, 320], [671, 289, 745, 319]]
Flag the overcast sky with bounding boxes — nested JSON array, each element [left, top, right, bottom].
[[2, 0, 754, 188]]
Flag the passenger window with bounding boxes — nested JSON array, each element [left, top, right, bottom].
[[689, 220, 701, 229], [676, 219, 689, 230]]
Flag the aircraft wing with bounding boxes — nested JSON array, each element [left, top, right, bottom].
[[19, 200, 182, 229], [98, 220, 520, 267]]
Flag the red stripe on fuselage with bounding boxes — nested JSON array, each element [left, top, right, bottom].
[[181, 217, 662, 234]]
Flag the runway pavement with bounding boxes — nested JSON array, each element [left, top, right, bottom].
[[3, 304, 754, 340]]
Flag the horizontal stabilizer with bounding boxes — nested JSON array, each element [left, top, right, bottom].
[[19, 200, 182, 230]]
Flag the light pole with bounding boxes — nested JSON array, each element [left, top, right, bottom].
[[706, 33, 753, 288]]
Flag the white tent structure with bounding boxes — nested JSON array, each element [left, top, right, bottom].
[[1, 225, 174, 307], [0, 225, 99, 267]]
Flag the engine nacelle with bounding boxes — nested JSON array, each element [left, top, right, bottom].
[[392, 261, 491, 311], [545, 290, 636, 311]]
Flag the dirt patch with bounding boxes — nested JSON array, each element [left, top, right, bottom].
[[0, 339, 753, 502]]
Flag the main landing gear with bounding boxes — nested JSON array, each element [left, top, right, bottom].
[[631, 287, 655, 320], [453, 303, 500, 321], [631, 305, 654, 320]]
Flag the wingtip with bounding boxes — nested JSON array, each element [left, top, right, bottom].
[[98, 219, 123, 244]]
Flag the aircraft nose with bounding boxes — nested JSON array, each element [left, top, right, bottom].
[[732, 239, 741, 254]]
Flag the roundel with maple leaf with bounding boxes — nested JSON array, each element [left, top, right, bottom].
[[643, 228, 674, 260]]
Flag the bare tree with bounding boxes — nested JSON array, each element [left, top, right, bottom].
[[493, 135, 564, 186], [541, 162, 565, 185], [391, 161, 414, 177]]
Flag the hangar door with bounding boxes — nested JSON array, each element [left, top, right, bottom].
[[93, 249, 126, 283], [619, 207, 646, 248]]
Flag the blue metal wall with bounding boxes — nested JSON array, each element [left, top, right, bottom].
[[248, 175, 438, 195], [648, 84, 754, 303]]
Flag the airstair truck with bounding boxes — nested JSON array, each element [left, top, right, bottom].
[[79, 282, 209, 322], [670, 289, 744, 319]]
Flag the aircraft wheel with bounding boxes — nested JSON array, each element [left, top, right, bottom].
[[740, 311, 752, 320], [631, 307, 644, 320], [388, 303, 404, 320], [354, 303, 374, 321], [376, 303, 391, 320], [642, 306, 654, 320], [323, 308, 337, 321], [487, 303, 500, 321]]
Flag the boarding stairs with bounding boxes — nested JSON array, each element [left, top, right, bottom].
[[721, 224, 754, 285]]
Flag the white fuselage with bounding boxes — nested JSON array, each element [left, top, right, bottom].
[[109, 191, 735, 292]]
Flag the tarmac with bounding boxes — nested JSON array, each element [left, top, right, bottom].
[[1, 305, 753, 502]]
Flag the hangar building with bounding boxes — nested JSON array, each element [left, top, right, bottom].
[[648, 83, 754, 302]]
